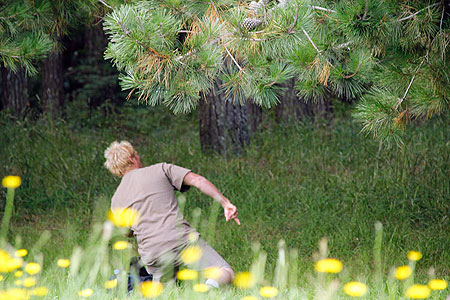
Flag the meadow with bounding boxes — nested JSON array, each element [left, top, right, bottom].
[[0, 102, 449, 299]]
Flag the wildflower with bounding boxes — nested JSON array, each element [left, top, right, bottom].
[[428, 279, 448, 291], [405, 284, 430, 299], [78, 288, 94, 298], [57, 259, 70, 268], [234, 272, 254, 289], [395, 265, 412, 280], [30, 287, 48, 296], [23, 277, 36, 288], [108, 208, 140, 227], [24, 263, 41, 275], [181, 246, 202, 264], [241, 297, 258, 300], [176, 269, 198, 281], [343, 281, 368, 297], [104, 278, 118, 289], [193, 283, 209, 293], [315, 258, 343, 273], [407, 251, 422, 261], [15, 249, 28, 258], [0, 288, 29, 300], [0, 250, 23, 272], [259, 286, 279, 298], [113, 241, 130, 250], [139, 281, 164, 298], [14, 271, 23, 277], [2, 176, 21, 189], [202, 267, 223, 280], [15, 279, 23, 286]]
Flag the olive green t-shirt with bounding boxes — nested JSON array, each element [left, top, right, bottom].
[[111, 163, 197, 264]]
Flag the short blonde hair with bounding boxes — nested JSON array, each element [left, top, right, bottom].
[[104, 141, 136, 177]]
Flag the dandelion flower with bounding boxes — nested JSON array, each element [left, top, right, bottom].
[[108, 208, 140, 227], [343, 281, 368, 297], [234, 272, 254, 289], [181, 246, 202, 264], [15, 249, 28, 258], [57, 259, 70, 268], [395, 265, 412, 280], [14, 271, 23, 277], [315, 258, 343, 273], [0, 250, 23, 272], [241, 297, 258, 300], [2, 176, 21, 189], [24, 263, 41, 275], [14, 279, 23, 286], [407, 251, 422, 261], [139, 281, 164, 298], [202, 267, 223, 280], [23, 277, 36, 288], [405, 284, 430, 299], [259, 286, 279, 298], [428, 279, 448, 291], [105, 279, 118, 289], [193, 283, 209, 293], [176, 269, 198, 281], [78, 288, 94, 298], [0, 288, 28, 300], [113, 241, 130, 250], [30, 286, 48, 296]]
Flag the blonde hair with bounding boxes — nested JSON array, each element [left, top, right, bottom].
[[104, 141, 136, 177]]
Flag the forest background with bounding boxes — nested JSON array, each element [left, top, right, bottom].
[[0, 0, 449, 298]]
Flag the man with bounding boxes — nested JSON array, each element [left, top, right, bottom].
[[104, 140, 240, 287]]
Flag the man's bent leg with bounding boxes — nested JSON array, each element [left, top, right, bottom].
[[195, 238, 234, 285]]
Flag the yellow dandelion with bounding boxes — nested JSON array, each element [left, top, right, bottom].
[[395, 265, 412, 280], [24, 263, 41, 275], [139, 281, 164, 298], [15, 271, 23, 277], [343, 281, 368, 297], [428, 279, 448, 291], [202, 267, 223, 280], [241, 297, 258, 300], [0, 288, 29, 300], [108, 208, 140, 227], [30, 286, 48, 296], [2, 176, 21, 189], [193, 283, 209, 293], [113, 241, 130, 250], [57, 258, 70, 268], [23, 277, 36, 288], [315, 258, 343, 273], [234, 272, 254, 289], [259, 286, 279, 298], [407, 251, 422, 261], [405, 284, 430, 299], [181, 246, 202, 264], [176, 269, 198, 281], [104, 279, 118, 289], [15, 249, 28, 258], [78, 288, 94, 298], [15, 279, 23, 286], [0, 250, 23, 272]]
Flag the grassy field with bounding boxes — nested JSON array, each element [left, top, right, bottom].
[[0, 102, 449, 299]]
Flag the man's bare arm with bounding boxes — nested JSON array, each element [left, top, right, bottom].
[[183, 172, 240, 225]]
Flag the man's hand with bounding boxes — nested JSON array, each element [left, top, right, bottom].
[[223, 202, 240, 225]]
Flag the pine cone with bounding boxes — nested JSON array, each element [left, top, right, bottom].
[[242, 18, 263, 30]]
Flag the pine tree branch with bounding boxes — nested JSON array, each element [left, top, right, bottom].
[[439, 5, 444, 31], [362, 0, 369, 20], [309, 6, 336, 13], [98, 0, 112, 9], [287, 6, 299, 34], [224, 45, 246, 74], [397, 3, 439, 22], [301, 27, 334, 68], [394, 58, 426, 110], [341, 62, 362, 79]]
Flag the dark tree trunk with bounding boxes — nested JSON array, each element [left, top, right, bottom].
[[275, 78, 334, 124], [41, 49, 64, 116], [199, 79, 250, 156], [1, 66, 29, 116], [246, 101, 262, 134]]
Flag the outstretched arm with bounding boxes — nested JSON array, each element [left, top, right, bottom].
[[183, 172, 240, 225]]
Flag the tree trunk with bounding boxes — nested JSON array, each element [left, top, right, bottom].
[[41, 49, 64, 117], [275, 78, 333, 124], [1, 66, 29, 116], [199, 79, 250, 156], [246, 101, 262, 134]]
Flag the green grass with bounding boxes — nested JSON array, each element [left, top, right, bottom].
[[0, 102, 449, 299]]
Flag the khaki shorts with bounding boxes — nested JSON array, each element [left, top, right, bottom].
[[144, 238, 231, 282]]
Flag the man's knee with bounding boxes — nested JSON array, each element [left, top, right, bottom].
[[219, 267, 234, 284]]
